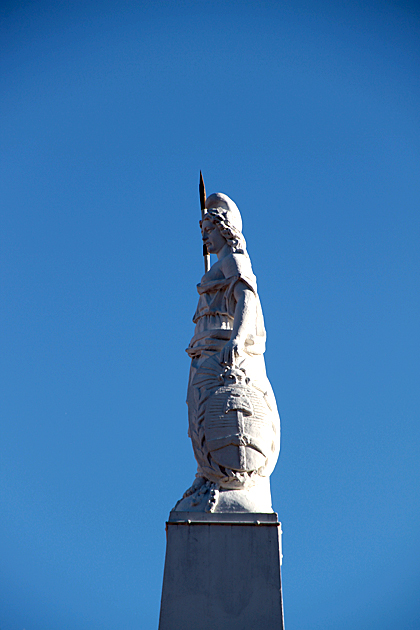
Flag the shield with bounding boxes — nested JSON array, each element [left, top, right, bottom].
[[204, 382, 274, 473]]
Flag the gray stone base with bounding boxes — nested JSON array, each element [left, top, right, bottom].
[[158, 512, 285, 630]]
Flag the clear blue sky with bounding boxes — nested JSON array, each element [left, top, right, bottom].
[[1, 1, 419, 628]]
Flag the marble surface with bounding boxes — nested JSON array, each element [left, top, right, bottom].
[[176, 192, 281, 513]]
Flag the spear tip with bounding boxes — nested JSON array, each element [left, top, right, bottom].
[[199, 170, 206, 212]]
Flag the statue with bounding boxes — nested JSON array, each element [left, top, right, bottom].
[[173, 176, 280, 514]]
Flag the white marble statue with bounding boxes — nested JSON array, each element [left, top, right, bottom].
[[173, 191, 280, 513]]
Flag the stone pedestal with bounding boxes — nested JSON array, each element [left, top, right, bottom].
[[158, 512, 285, 630]]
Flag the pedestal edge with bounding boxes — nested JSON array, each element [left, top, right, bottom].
[[168, 511, 280, 525]]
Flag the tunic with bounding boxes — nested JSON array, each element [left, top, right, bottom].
[[186, 252, 266, 360], [185, 252, 280, 484]]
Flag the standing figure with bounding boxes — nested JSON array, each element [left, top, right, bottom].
[[174, 192, 280, 513]]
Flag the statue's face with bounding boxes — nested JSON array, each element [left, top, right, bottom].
[[201, 218, 227, 254]]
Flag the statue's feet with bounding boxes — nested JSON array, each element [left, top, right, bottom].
[[172, 478, 220, 512], [172, 477, 274, 513], [182, 476, 207, 498]]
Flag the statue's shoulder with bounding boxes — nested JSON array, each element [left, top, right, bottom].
[[220, 252, 252, 279]]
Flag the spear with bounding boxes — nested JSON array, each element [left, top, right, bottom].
[[199, 171, 211, 273]]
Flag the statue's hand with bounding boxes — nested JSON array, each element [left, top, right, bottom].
[[221, 338, 243, 366]]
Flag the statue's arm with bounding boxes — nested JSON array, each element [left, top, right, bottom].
[[220, 281, 256, 365]]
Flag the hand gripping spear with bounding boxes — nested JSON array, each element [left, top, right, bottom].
[[199, 171, 211, 273]]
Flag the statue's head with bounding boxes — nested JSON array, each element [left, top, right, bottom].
[[200, 192, 247, 254]]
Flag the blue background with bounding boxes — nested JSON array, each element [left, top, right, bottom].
[[1, 1, 419, 628]]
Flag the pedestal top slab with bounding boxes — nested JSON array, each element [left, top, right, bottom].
[[168, 510, 280, 525]]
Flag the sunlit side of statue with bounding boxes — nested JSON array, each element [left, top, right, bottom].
[[173, 180, 280, 514]]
